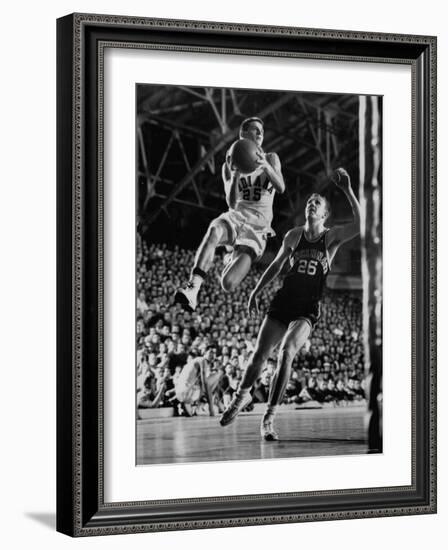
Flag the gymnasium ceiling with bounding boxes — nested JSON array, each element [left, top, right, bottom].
[[136, 85, 364, 241]]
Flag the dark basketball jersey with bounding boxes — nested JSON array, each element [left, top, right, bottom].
[[279, 228, 330, 304]]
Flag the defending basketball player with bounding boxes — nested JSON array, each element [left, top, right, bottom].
[[220, 167, 361, 440], [174, 117, 285, 312]]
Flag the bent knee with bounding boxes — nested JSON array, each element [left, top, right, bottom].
[[221, 273, 239, 293], [206, 223, 223, 246]]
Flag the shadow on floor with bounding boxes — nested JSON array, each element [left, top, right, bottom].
[[25, 512, 56, 530]]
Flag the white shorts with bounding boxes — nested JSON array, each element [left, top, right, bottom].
[[212, 209, 274, 260]]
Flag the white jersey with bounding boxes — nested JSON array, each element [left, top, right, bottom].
[[225, 147, 276, 230]]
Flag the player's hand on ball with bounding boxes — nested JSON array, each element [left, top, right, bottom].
[[332, 167, 351, 190], [255, 148, 269, 170], [247, 291, 260, 316], [229, 163, 241, 179]]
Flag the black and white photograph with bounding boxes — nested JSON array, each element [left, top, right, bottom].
[[1, 0, 442, 545], [135, 84, 383, 466]]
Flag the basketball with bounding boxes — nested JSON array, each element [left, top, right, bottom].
[[230, 138, 260, 175]]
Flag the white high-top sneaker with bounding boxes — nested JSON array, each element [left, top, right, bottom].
[[174, 282, 198, 312], [260, 413, 279, 441]]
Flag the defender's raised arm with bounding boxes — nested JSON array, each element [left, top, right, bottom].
[[327, 168, 361, 262]]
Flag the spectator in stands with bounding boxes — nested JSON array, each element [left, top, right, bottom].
[[136, 239, 366, 411], [137, 367, 166, 409]]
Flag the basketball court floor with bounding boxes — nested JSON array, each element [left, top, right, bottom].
[[137, 405, 368, 465]]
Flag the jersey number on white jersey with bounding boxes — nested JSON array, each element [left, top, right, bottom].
[[239, 174, 273, 202]]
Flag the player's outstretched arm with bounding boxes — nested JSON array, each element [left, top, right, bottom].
[[327, 168, 361, 258], [255, 151, 285, 194], [248, 228, 298, 314]]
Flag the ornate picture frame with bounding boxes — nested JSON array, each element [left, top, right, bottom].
[[56, 13, 436, 536]]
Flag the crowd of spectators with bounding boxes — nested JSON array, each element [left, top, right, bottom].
[[136, 237, 366, 414]]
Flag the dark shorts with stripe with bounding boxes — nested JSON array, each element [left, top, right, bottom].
[[267, 294, 321, 329]]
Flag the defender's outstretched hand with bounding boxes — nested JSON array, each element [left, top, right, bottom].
[[332, 167, 351, 191]]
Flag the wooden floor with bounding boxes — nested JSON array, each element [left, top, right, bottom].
[[137, 406, 368, 465]]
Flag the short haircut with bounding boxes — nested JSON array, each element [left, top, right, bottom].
[[239, 117, 264, 134], [206, 344, 217, 352], [307, 193, 332, 219]]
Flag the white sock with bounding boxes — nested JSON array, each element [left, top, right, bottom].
[[265, 404, 277, 418], [190, 274, 204, 289]]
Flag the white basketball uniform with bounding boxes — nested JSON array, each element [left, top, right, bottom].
[[213, 145, 276, 260]]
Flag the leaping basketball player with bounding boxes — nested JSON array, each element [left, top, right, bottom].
[[174, 117, 285, 312], [220, 167, 361, 440]]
